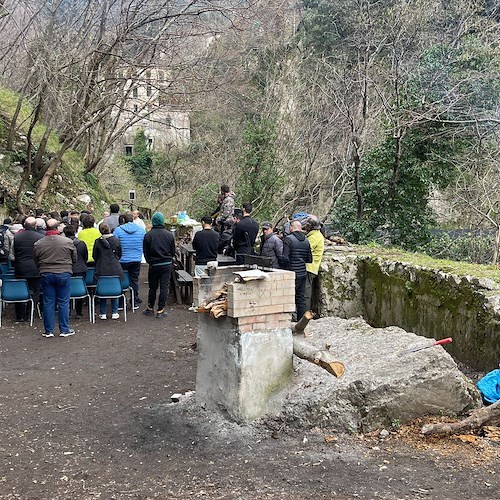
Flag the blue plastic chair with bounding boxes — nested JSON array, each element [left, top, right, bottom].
[[0, 279, 34, 327], [120, 270, 135, 313], [91, 276, 127, 323], [0, 262, 12, 275], [85, 268, 96, 294], [70, 276, 92, 322]]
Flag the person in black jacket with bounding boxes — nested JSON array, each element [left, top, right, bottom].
[[232, 202, 259, 264], [11, 217, 43, 322], [63, 225, 88, 319], [142, 212, 176, 318], [192, 216, 220, 276], [282, 220, 313, 321], [93, 224, 124, 320]]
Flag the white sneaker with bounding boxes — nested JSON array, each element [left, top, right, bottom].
[[111, 313, 119, 320], [99, 314, 107, 320]]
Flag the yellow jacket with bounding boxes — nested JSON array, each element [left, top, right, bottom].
[[78, 227, 101, 262], [306, 229, 325, 275]]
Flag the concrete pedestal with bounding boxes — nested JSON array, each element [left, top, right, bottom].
[[195, 266, 295, 422]]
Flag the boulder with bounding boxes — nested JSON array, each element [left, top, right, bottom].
[[281, 317, 481, 432], [77, 194, 91, 204]]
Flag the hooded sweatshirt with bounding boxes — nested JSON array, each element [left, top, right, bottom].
[[113, 222, 146, 263]]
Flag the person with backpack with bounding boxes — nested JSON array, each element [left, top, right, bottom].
[[282, 220, 313, 321]]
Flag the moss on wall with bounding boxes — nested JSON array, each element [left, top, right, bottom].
[[320, 247, 500, 371]]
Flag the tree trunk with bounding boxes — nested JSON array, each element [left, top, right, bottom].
[[292, 311, 345, 378], [492, 226, 500, 265], [421, 400, 500, 436]]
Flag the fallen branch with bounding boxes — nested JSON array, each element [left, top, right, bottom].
[[292, 310, 345, 378], [421, 400, 500, 436]]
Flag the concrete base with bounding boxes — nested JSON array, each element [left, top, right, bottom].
[[196, 315, 293, 422]]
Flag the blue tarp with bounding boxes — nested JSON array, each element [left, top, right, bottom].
[[477, 369, 500, 405]]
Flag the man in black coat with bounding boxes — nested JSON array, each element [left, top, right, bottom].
[[192, 216, 220, 276], [232, 202, 259, 264], [142, 212, 176, 318], [282, 220, 313, 321], [10, 216, 43, 322]]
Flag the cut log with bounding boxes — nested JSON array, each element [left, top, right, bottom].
[[421, 400, 500, 436], [292, 310, 345, 378]]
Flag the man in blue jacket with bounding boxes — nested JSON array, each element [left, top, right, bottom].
[[113, 212, 146, 308]]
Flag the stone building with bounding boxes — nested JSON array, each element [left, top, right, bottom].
[[114, 67, 190, 155]]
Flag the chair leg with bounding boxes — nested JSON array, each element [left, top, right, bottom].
[[123, 294, 127, 322], [29, 299, 34, 326], [130, 287, 135, 313], [0, 300, 2, 328], [91, 296, 96, 323], [87, 294, 92, 322]]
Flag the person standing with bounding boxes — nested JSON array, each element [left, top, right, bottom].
[[192, 216, 220, 276], [63, 224, 88, 319], [10, 217, 43, 322], [142, 212, 175, 318], [132, 210, 146, 230], [103, 204, 121, 232], [282, 220, 312, 321], [215, 185, 235, 230], [33, 219, 77, 338], [0, 217, 12, 264], [304, 216, 325, 313], [259, 222, 283, 269], [232, 202, 259, 264], [93, 224, 124, 320], [78, 215, 101, 266], [113, 212, 146, 307]]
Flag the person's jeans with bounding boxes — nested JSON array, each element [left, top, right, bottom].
[[295, 275, 307, 321], [99, 298, 118, 315], [147, 264, 171, 311], [121, 261, 141, 302], [41, 272, 72, 333]]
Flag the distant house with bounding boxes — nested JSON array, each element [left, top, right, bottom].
[[114, 67, 190, 156]]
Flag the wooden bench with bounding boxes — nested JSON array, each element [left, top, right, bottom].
[[174, 269, 193, 304]]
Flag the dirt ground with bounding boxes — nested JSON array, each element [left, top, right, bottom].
[[1, 275, 499, 499]]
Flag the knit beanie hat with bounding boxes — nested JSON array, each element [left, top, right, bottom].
[[151, 212, 165, 227]]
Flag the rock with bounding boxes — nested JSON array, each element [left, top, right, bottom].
[[171, 393, 183, 403], [471, 277, 497, 291], [379, 429, 390, 439], [77, 194, 91, 204], [280, 317, 481, 432]]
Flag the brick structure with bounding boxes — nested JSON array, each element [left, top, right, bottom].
[[195, 266, 295, 422]]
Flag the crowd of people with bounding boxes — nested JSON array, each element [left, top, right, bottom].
[[194, 186, 326, 321], [0, 186, 325, 337], [0, 205, 175, 337]]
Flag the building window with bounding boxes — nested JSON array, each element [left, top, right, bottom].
[[132, 86, 138, 98], [146, 84, 152, 97], [133, 104, 138, 112], [125, 145, 133, 156], [165, 115, 172, 127], [148, 138, 153, 149]]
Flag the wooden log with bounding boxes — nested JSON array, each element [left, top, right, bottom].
[[421, 400, 500, 436], [292, 310, 345, 378]]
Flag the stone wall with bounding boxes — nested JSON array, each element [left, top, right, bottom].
[[319, 248, 500, 372]]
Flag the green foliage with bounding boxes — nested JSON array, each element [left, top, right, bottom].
[[189, 182, 220, 221], [330, 129, 457, 248], [126, 130, 153, 185], [236, 117, 285, 220], [420, 232, 495, 265]]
